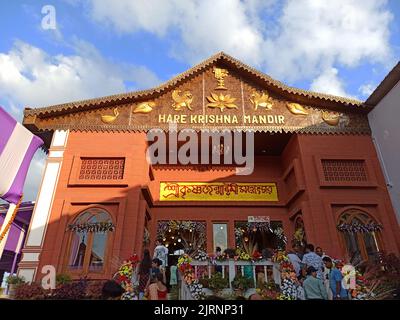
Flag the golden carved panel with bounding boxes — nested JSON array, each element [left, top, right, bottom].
[[31, 63, 371, 135]]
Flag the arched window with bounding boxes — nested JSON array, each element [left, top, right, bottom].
[[67, 208, 114, 273], [337, 209, 382, 264]]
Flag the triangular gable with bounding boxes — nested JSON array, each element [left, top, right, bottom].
[[23, 52, 370, 140]]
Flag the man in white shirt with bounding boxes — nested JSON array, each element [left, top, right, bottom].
[[153, 238, 169, 269], [288, 248, 302, 277], [316, 246, 333, 300]]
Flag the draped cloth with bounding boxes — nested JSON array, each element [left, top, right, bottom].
[[0, 107, 43, 204]]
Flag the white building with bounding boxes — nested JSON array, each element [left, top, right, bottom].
[[367, 62, 400, 223]]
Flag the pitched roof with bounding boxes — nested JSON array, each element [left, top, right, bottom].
[[365, 61, 400, 107], [24, 52, 363, 118]]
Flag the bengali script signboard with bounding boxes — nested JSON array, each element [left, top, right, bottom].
[[160, 182, 278, 201]]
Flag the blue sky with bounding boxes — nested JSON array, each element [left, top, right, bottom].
[[0, 0, 399, 201]]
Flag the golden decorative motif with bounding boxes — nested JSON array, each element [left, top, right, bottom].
[[172, 89, 193, 111], [250, 91, 273, 111], [213, 67, 229, 90], [207, 93, 238, 112], [133, 101, 156, 114], [286, 102, 308, 115], [101, 107, 119, 123], [321, 111, 340, 126]]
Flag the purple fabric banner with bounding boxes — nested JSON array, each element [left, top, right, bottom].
[[0, 106, 44, 204]]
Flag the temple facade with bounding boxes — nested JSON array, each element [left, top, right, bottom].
[[17, 52, 400, 282]]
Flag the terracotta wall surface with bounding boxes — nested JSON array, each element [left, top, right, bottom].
[[35, 131, 400, 280], [296, 134, 400, 257]]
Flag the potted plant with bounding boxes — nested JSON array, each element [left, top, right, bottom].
[[207, 272, 229, 296], [6, 275, 26, 298], [231, 274, 253, 297], [56, 273, 72, 287]]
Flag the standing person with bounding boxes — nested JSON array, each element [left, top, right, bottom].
[[322, 257, 349, 300], [302, 244, 324, 280], [316, 246, 333, 300], [293, 243, 304, 260], [316, 247, 331, 259], [215, 247, 223, 273], [146, 273, 168, 300], [303, 267, 328, 300], [150, 258, 161, 277], [287, 247, 302, 277], [153, 238, 169, 270], [169, 264, 178, 287], [138, 249, 152, 300]]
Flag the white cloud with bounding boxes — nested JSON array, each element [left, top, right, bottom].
[[87, 0, 275, 67], [263, 0, 394, 82], [359, 83, 377, 97], [85, 0, 394, 90], [0, 39, 160, 201], [310, 67, 352, 98], [0, 39, 160, 110]]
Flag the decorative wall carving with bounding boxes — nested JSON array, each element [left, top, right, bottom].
[[212, 67, 229, 90], [206, 93, 238, 112], [133, 101, 156, 114], [171, 89, 193, 111], [321, 111, 341, 126], [250, 91, 273, 111], [286, 103, 308, 116], [101, 108, 119, 123], [24, 60, 371, 137]]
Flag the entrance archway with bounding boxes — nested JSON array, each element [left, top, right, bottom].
[[157, 220, 206, 266], [234, 220, 286, 256]]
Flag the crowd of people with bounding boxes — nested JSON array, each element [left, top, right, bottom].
[[287, 243, 349, 300], [102, 238, 171, 300], [101, 239, 349, 300]]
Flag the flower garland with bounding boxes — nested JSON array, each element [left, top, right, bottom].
[[158, 220, 206, 236], [337, 222, 383, 233], [193, 250, 208, 261], [272, 251, 300, 300], [177, 254, 205, 299], [114, 255, 139, 294], [67, 222, 115, 233], [189, 281, 204, 300]]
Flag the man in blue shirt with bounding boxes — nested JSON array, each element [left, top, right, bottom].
[[322, 257, 349, 300]]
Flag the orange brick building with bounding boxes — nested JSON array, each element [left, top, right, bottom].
[[17, 53, 400, 282]]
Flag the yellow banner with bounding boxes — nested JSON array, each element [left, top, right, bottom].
[[160, 182, 278, 201]]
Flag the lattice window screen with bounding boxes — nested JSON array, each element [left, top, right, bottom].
[[79, 158, 125, 180], [322, 160, 367, 182]]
